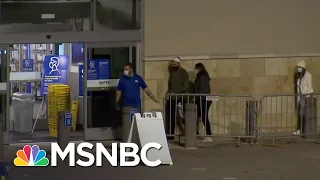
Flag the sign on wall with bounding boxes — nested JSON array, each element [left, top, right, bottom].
[[72, 43, 84, 63], [87, 59, 110, 80], [79, 59, 112, 94], [22, 59, 34, 93], [40, 55, 69, 96]]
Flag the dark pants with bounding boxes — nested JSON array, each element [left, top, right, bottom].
[[297, 100, 307, 132], [196, 97, 212, 135], [165, 99, 185, 135]]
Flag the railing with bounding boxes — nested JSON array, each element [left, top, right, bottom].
[[258, 94, 319, 142], [163, 93, 320, 144]]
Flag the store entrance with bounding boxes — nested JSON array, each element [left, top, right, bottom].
[[83, 42, 138, 140], [0, 43, 140, 144], [0, 31, 142, 144]]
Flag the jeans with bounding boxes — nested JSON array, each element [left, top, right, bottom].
[[165, 99, 186, 135], [297, 102, 306, 132]]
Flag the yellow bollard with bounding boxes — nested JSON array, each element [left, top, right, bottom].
[[71, 100, 79, 131]]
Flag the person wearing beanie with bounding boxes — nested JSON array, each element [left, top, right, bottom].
[[165, 56, 189, 139], [294, 60, 313, 135]]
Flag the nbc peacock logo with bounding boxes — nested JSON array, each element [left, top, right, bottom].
[[14, 145, 49, 166]]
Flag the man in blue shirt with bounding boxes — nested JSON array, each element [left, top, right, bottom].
[[116, 63, 158, 111]]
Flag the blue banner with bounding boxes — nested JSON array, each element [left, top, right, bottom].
[[40, 55, 69, 96], [72, 43, 84, 63], [88, 59, 110, 80], [79, 64, 84, 96], [22, 59, 34, 93]]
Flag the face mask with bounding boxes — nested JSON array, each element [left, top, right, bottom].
[[172, 66, 179, 71], [297, 67, 303, 73], [124, 70, 129, 76], [195, 69, 199, 74]]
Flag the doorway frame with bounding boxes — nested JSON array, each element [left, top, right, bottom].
[[0, 30, 142, 144], [83, 41, 140, 140]]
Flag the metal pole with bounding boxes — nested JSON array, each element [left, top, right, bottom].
[[132, 0, 137, 29], [184, 103, 197, 149], [58, 111, 71, 149], [0, 48, 9, 179], [83, 44, 88, 139], [0, 115, 3, 160], [58, 111, 71, 166], [0, 49, 5, 159], [245, 100, 257, 144], [90, 0, 96, 31]]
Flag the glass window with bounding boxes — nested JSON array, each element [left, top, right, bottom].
[[0, 0, 141, 33]]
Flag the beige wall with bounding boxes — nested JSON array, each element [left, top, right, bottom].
[[143, 57, 320, 135], [144, 0, 320, 56], [143, 0, 320, 134]]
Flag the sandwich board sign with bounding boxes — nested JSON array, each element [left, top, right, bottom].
[[128, 112, 173, 165]]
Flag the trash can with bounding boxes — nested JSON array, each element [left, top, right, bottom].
[[12, 92, 35, 133]]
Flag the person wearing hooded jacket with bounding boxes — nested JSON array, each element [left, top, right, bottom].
[[194, 63, 213, 142], [293, 60, 313, 135], [165, 57, 189, 138]]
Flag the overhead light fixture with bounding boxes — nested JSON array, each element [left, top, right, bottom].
[[41, 14, 55, 19]]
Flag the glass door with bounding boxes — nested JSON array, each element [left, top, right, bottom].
[[0, 46, 11, 145], [83, 42, 140, 140]]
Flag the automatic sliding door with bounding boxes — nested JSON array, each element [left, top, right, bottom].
[[83, 42, 139, 140]]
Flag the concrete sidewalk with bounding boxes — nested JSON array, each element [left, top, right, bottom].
[[6, 141, 320, 180]]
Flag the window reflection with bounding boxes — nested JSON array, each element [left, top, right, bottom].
[[0, 0, 141, 33]]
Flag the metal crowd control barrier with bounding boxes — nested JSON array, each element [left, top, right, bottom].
[[258, 94, 319, 143], [164, 93, 256, 143], [164, 93, 320, 145]]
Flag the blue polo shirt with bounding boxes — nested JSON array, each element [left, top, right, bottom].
[[117, 74, 147, 107]]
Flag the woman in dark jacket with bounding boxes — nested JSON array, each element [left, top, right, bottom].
[[194, 63, 212, 141]]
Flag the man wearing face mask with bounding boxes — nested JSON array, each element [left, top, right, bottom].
[[116, 63, 159, 112], [293, 60, 313, 135], [165, 57, 189, 138]]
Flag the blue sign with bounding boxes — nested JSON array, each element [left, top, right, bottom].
[[79, 64, 84, 96], [72, 43, 84, 63], [40, 55, 69, 96], [22, 59, 34, 93], [129, 109, 138, 123], [88, 59, 110, 80], [64, 113, 73, 127]]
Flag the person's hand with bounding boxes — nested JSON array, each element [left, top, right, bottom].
[[165, 93, 170, 100], [115, 103, 120, 111]]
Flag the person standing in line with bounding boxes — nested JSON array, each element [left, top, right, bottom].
[[116, 63, 159, 112], [194, 63, 213, 142], [165, 57, 189, 139], [293, 60, 313, 135]]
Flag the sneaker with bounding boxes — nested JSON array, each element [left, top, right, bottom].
[[293, 129, 300, 135], [202, 137, 214, 142]]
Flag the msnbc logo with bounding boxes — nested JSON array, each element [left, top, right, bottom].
[[14, 145, 49, 166]]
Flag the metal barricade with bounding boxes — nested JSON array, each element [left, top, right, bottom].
[[258, 94, 319, 142], [163, 93, 256, 141]]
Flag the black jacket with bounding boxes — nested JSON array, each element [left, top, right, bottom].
[[195, 72, 210, 94]]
